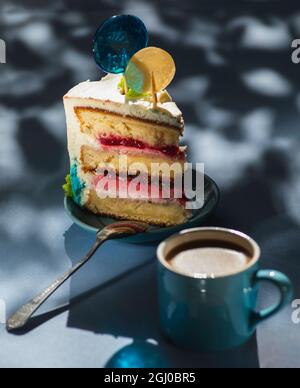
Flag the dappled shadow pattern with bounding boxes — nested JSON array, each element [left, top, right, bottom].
[[1, 0, 300, 368]]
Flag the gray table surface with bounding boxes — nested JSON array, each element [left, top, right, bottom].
[[1, 0, 300, 368], [0, 210, 300, 368]]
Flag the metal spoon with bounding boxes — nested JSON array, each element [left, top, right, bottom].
[[6, 221, 149, 332]]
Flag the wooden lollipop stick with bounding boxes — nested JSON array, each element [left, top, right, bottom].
[[123, 75, 129, 95], [151, 72, 158, 109]]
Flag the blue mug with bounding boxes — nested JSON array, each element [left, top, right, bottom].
[[157, 227, 293, 351]]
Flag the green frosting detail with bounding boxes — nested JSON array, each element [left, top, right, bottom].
[[118, 76, 125, 93], [126, 88, 149, 99], [118, 76, 151, 100], [63, 174, 73, 199]]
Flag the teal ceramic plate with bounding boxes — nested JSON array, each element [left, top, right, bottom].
[[64, 173, 220, 244]]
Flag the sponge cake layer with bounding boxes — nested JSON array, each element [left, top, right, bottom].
[[75, 107, 182, 148], [81, 145, 186, 178], [86, 189, 189, 226]]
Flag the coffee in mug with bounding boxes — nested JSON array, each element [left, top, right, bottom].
[[166, 240, 253, 278], [157, 227, 293, 351]]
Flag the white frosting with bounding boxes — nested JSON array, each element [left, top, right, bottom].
[[64, 74, 183, 129]]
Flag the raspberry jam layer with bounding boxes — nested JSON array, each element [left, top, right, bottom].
[[99, 135, 185, 160]]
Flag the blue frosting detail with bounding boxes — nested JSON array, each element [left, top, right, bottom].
[[70, 164, 85, 205]]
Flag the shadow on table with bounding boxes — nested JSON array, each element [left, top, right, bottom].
[[9, 223, 262, 367], [12, 212, 300, 367], [104, 336, 259, 368], [61, 208, 300, 368], [65, 256, 260, 368]]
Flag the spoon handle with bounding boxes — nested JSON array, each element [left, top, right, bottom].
[[6, 229, 113, 331]]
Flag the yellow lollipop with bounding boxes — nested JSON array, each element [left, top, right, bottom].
[[125, 47, 176, 105]]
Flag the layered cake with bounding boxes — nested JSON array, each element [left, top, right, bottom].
[[63, 73, 189, 226]]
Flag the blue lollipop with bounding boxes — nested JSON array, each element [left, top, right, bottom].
[[93, 15, 148, 74]]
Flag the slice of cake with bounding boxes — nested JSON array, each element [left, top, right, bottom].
[[64, 74, 189, 226]]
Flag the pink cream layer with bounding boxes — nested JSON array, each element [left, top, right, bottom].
[[99, 135, 185, 160], [92, 174, 187, 206]]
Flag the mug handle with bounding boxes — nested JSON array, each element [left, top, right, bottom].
[[251, 270, 293, 329]]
